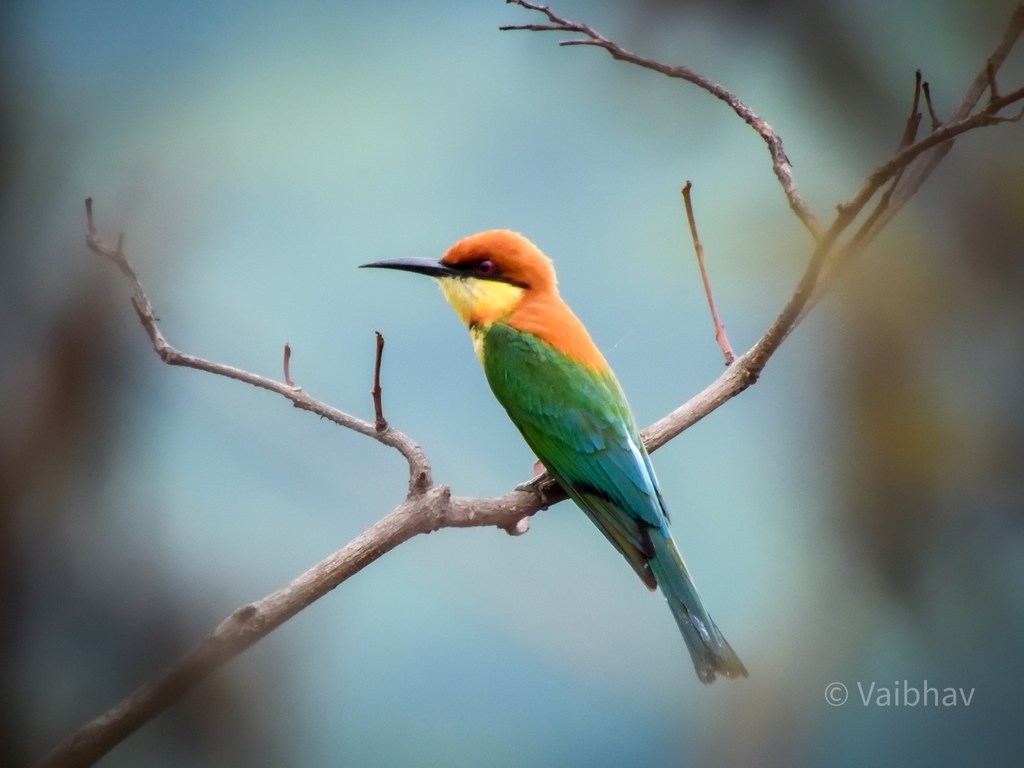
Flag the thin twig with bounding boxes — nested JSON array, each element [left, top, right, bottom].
[[372, 331, 387, 432], [501, 0, 822, 239], [834, 68, 928, 266], [797, 4, 1024, 322], [283, 343, 299, 389], [900, 70, 924, 150], [861, 2, 1024, 248], [922, 81, 941, 131], [682, 182, 734, 365], [740, 89, 1024, 373], [840, 70, 927, 254], [987, 61, 1000, 105]]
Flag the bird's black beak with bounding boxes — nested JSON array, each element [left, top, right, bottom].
[[359, 258, 460, 278]]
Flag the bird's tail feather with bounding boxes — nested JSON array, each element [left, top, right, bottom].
[[649, 533, 747, 684]]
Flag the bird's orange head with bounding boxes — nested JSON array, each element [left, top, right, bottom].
[[361, 230, 607, 369], [361, 230, 556, 328], [440, 229, 556, 293]]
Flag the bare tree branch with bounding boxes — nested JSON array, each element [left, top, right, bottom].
[[84, 199, 431, 494], [37, 207, 563, 768], [553, 2, 1024, 450], [39, 6, 1024, 767], [796, 4, 1024, 325], [642, 78, 1024, 449], [501, 0, 822, 239]]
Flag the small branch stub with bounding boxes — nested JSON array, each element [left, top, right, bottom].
[[922, 81, 941, 131], [85, 196, 96, 235], [987, 60, 1000, 105], [283, 343, 300, 389], [372, 331, 387, 433], [503, 517, 531, 536], [682, 182, 735, 366]]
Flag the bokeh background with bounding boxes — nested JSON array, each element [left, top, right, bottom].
[[2, 0, 1023, 766]]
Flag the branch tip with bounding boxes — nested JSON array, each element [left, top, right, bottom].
[[85, 197, 95, 234], [681, 182, 735, 366], [986, 61, 1000, 104], [283, 343, 300, 390], [921, 81, 941, 131], [899, 70, 924, 150], [499, 23, 560, 32], [372, 331, 387, 433]]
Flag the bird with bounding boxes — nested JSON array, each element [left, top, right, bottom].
[[361, 230, 746, 683]]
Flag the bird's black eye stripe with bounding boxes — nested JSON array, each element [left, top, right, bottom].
[[447, 257, 498, 276], [444, 257, 530, 288]]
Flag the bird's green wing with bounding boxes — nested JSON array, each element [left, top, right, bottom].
[[481, 322, 669, 586]]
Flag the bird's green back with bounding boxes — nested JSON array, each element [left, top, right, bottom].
[[480, 321, 671, 585]]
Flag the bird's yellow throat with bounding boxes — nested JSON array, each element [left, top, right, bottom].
[[437, 276, 524, 330]]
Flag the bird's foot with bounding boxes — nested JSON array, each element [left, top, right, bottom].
[[515, 473, 551, 508], [507, 462, 556, 535]]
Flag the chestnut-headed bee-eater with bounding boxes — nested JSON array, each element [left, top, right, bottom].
[[362, 230, 746, 683]]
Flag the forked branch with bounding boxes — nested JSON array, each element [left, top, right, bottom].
[[84, 198, 431, 493]]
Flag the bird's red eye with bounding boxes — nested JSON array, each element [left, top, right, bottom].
[[477, 259, 496, 276]]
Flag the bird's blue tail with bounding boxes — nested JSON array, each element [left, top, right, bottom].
[[649, 533, 747, 684]]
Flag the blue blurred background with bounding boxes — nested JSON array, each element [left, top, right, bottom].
[[2, 0, 1023, 766]]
